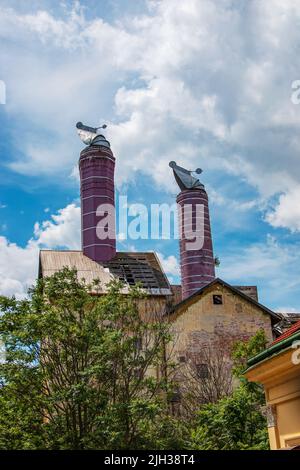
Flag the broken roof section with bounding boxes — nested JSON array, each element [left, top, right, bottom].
[[39, 250, 172, 296]]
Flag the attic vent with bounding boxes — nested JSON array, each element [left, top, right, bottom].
[[213, 294, 223, 305]]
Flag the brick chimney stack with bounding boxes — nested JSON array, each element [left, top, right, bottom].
[[79, 134, 116, 263], [170, 162, 215, 300]]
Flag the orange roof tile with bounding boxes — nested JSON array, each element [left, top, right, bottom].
[[272, 320, 300, 345]]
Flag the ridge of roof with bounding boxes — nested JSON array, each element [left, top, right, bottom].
[[168, 277, 281, 320]]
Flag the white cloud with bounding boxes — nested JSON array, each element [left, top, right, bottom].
[[217, 234, 300, 309], [1, 0, 300, 208], [157, 252, 180, 277], [219, 237, 287, 281], [265, 187, 300, 232], [0, 203, 81, 298], [0, 237, 39, 299], [276, 307, 300, 314], [34, 203, 81, 249], [2, 0, 300, 302]]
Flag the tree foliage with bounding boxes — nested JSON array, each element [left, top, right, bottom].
[[0, 271, 270, 450], [179, 339, 233, 416], [231, 328, 268, 379], [189, 330, 270, 450], [0, 268, 182, 449], [190, 384, 269, 450]]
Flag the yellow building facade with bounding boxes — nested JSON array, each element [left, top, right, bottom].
[[167, 279, 277, 362], [246, 322, 300, 450]]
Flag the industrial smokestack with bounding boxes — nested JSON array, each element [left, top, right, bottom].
[[77, 123, 116, 263], [170, 162, 215, 300]]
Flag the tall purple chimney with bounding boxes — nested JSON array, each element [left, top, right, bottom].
[[170, 162, 215, 300], [78, 123, 116, 263]]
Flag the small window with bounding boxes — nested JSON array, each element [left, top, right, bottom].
[[134, 338, 142, 350], [196, 363, 209, 379], [170, 387, 181, 403], [213, 294, 223, 305], [178, 355, 186, 363], [133, 368, 142, 380]]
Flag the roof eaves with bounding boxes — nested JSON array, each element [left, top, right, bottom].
[[217, 279, 281, 321], [246, 329, 300, 369], [272, 320, 300, 345]]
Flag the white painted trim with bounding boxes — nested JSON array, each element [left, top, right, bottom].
[[81, 195, 113, 201]]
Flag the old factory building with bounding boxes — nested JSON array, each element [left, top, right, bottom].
[[39, 124, 294, 370]]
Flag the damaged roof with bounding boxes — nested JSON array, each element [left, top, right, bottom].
[[39, 250, 172, 296]]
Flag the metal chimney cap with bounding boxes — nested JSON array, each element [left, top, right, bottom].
[[169, 161, 204, 190], [76, 122, 110, 148], [90, 134, 111, 148]]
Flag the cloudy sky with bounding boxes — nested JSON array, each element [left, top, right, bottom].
[[0, 0, 300, 311]]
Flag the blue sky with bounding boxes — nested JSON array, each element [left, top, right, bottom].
[[1, 0, 300, 312]]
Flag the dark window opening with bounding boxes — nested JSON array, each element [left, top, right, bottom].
[[178, 356, 186, 363], [133, 368, 143, 380], [196, 363, 209, 379], [135, 337, 143, 351], [213, 294, 223, 305], [170, 387, 181, 403]]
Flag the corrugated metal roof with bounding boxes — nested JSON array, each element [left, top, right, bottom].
[[39, 250, 118, 294], [39, 250, 172, 296]]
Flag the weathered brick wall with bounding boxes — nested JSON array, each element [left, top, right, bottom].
[[167, 283, 273, 362], [136, 296, 169, 321]]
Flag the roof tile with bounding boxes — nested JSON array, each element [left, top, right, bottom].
[[272, 320, 300, 346]]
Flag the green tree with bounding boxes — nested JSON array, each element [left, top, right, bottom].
[[231, 329, 268, 380], [190, 384, 269, 450], [189, 330, 269, 450], [0, 268, 180, 450]]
